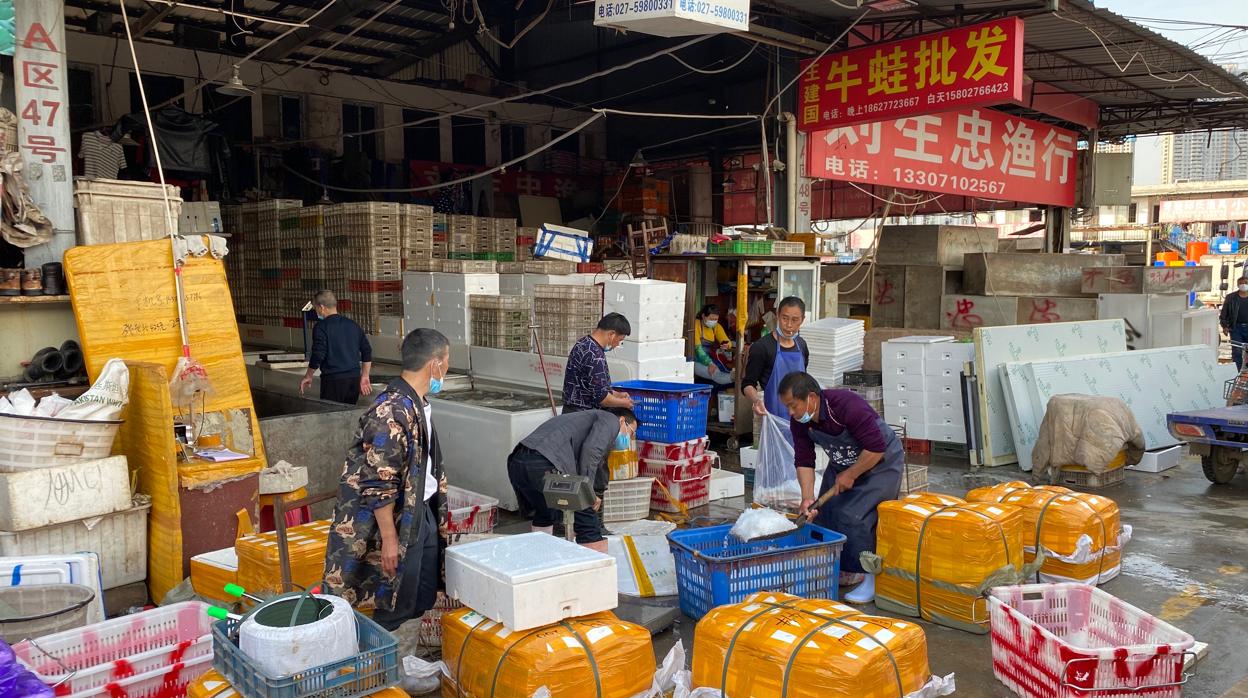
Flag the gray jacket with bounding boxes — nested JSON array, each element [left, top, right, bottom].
[[520, 410, 620, 489]]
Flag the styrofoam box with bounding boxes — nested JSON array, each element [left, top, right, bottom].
[[923, 342, 974, 377], [1127, 444, 1184, 473], [0, 553, 106, 624], [614, 338, 686, 363], [622, 356, 693, 382], [709, 469, 745, 501], [924, 399, 960, 417], [927, 425, 967, 444], [740, 446, 758, 470], [432, 272, 500, 294], [884, 378, 927, 397], [499, 275, 525, 296], [881, 360, 925, 380], [521, 274, 575, 295], [0, 498, 150, 589], [603, 279, 686, 308], [610, 301, 685, 342], [0, 456, 131, 531], [925, 374, 963, 397], [884, 404, 925, 430], [378, 316, 403, 337], [446, 532, 617, 631]]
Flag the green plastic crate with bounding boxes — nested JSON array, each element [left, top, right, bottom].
[[708, 240, 773, 255]]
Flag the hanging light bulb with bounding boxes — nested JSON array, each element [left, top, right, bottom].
[[217, 65, 253, 96], [629, 149, 647, 168], [319, 188, 333, 204]]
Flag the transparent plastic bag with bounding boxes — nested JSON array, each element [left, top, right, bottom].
[[752, 414, 802, 512]]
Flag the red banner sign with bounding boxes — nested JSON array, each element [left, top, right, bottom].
[[1158, 198, 1248, 223], [807, 107, 1078, 207], [798, 17, 1024, 132]]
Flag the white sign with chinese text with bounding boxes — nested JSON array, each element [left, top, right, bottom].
[[593, 0, 748, 38]]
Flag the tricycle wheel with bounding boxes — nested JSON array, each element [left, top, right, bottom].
[[726, 436, 740, 451], [1202, 446, 1241, 485]]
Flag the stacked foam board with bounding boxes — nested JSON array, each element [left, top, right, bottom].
[[603, 279, 691, 382], [881, 336, 974, 443], [801, 317, 865, 388], [431, 272, 500, 346]]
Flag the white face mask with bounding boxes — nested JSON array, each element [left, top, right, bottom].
[[704, 319, 718, 329], [1239, 284, 1247, 292]]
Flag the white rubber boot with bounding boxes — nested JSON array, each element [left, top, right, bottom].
[[843, 573, 875, 604]]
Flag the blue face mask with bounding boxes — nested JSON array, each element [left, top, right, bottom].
[[429, 362, 444, 394], [615, 432, 631, 450], [796, 410, 814, 423]]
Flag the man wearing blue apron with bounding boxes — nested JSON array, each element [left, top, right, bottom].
[[741, 296, 810, 424], [779, 371, 904, 604]]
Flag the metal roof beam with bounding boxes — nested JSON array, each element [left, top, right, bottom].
[[131, 2, 176, 39], [465, 34, 502, 77], [257, 0, 384, 62], [369, 26, 478, 78]]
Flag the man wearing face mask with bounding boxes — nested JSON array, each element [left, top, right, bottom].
[[323, 328, 449, 630], [1220, 276, 1248, 370], [779, 371, 903, 605], [561, 313, 635, 413], [300, 290, 373, 404], [506, 407, 640, 552], [741, 297, 810, 438]]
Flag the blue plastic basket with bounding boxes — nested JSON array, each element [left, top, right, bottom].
[[614, 380, 712, 443], [211, 609, 399, 698], [667, 523, 846, 620]]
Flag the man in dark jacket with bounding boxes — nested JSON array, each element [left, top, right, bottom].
[[507, 408, 638, 552], [1220, 276, 1248, 369], [300, 290, 373, 404]]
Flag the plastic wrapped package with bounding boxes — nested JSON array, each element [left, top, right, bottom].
[[691, 592, 954, 698], [864, 493, 1031, 634], [968, 483, 1130, 585], [238, 594, 358, 679], [753, 414, 802, 511], [234, 519, 330, 594], [440, 608, 655, 698]]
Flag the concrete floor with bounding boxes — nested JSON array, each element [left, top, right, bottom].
[[625, 452, 1248, 697]]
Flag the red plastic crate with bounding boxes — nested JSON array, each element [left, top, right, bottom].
[[902, 438, 931, 454], [637, 437, 709, 461], [652, 474, 709, 513], [639, 453, 713, 483], [349, 279, 402, 293], [577, 262, 605, 274]]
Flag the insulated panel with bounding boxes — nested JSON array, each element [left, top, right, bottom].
[[971, 320, 1126, 467]]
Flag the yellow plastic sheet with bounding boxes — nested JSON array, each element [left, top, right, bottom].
[[441, 608, 655, 698], [235, 519, 330, 594], [692, 592, 932, 698], [967, 482, 1126, 584], [867, 493, 1028, 634]]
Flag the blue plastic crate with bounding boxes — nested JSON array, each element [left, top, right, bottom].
[[614, 380, 712, 443], [211, 609, 399, 698], [667, 523, 846, 620]]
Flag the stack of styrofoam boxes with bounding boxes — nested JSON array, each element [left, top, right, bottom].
[[881, 336, 974, 444], [533, 284, 600, 356], [434, 272, 500, 347], [297, 206, 327, 307], [402, 271, 436, 333], [603, 279, 692, 382], [432, 213, 449, 260], [342, 202, 403, 334], [0, 456, 148, 603], [469, 295, 532, 351], [449, 215, 475, 259], [221, 204, 245, 321], [637, 439, 715, 513], [277, 206, 303, 327], [402, 204, 434, 266]]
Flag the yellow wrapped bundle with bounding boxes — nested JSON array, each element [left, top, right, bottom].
[[441, 608, 656, 698], [967, 483, 1129, 585], [692, 592, 952, 698], [234, 519, 330, 594], [864, 493, 1031, 634]]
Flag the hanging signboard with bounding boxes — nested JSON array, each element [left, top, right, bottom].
[[807, 107, 1078, 207], [1158, 198, 1248, 223], [798, 17, 1024, 132], [593, 0, 749, 38]]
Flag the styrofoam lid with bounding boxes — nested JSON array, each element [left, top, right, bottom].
[[887, 336, 955, 344], [447, 532, 614, 583]]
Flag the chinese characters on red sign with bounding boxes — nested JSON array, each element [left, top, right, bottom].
[[798, 17, 1024, 132], [807, 107, 1078, 207]]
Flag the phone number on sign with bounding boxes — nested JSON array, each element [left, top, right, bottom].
[[597, 0, 672, 17], [892, 168, 1007, 195], [926, 81, 1012, 105]]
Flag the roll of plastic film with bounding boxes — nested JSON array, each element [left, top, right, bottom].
[[239, 594, 358, 678]]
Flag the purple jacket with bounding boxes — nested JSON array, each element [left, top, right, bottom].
[[790, 389, 888, 469]]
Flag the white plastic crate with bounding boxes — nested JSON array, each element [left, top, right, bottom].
[[445, 532, 617, 631], [0, 456, 131, 531], [69, 654, 212, 698], [603, 476, 654, 523], [13, 601, 213, 694], [75, 178, 182, 245], [0, 497, 150, 589], [0, 413, 123, 472], [989, 583, 1195, 698], [444, 486, 499, 536]]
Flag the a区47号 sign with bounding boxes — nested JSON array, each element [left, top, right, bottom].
[[798, 17, 1024, 132], [807, 107, 1077, 207]]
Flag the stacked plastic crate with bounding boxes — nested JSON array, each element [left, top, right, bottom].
[[472, 217, 492, 259], [532, 284, 601, 356], [342, 202, 402, 334], [253, 199, 300, 326], [603, 279, 691, 381], [842, 369, 884, 415], [449, 215, 475, 259], [278, 207, 303, 327], [516, 226, 538, 261], [221, 204, 245, 320], [469, 295, 532, 351], [323, 205, 349, 313], [491, 218, 518, 261], [297, 206, 327, 307], [402, 204, 434, 266], [613, 380, 715, 513], [432, 213, 449, 259]]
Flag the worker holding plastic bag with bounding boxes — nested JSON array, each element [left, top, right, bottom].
[[779, 372, 903, 605]]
